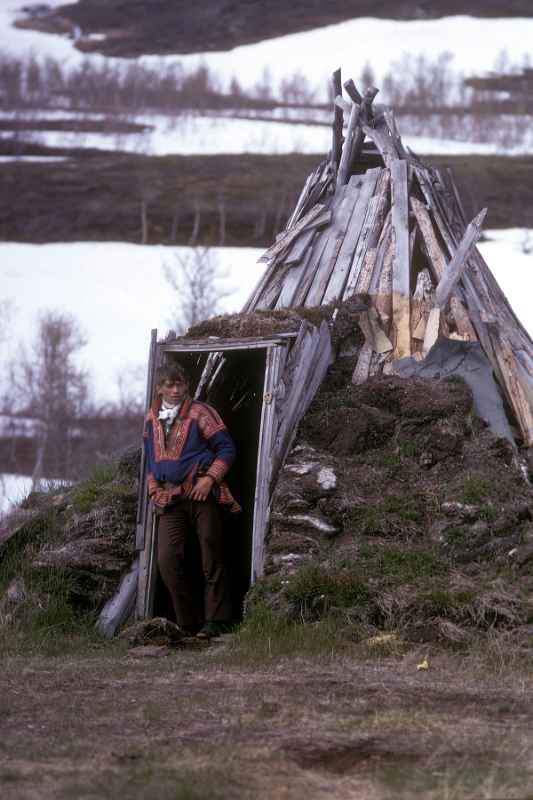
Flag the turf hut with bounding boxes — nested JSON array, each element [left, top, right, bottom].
[[124, 71, 533, 635]]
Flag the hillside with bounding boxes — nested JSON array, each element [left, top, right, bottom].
[[2, 150, 533, 246], [38, 1, 533, 57]]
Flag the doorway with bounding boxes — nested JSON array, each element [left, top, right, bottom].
[[136, 334, 291, 622]]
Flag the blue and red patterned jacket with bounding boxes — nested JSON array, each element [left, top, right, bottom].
[[143, 395, 240, 512]]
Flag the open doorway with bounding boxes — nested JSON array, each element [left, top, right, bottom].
[[136, 335, 292, 623]]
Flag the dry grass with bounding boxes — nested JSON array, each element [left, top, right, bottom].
[[1, 638, 533, 800]]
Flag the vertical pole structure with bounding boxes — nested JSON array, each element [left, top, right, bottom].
[[251, 343, 286, 582], [390, 159, 411, 359], [331, 68, 343, 171], [136, 329, 158, 620]]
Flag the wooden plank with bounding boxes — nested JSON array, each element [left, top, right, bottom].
[[352, 342, 373, 384], [410, 195, 477, 341], [373, 232, 394, 330], [347, 168, 390, 297], [97, 559, 139, 638], [390, 159, 411, 359], [304, 182, 361, 307], [275, 242, 315, 309], [291, 232, 330, 307], [251, 343, 286, 581], [324, 169, 381, 304], [362, 118, 399, 166], [434, 208, 487, 308], [258, 203, 325, 263], [490, 333, 533, 446], [284, 227, 316, 266], [411, 269, 433, 348], [358, 307, 393, 354], [136, 328, 158, 552], [422, 308, 441, 356]]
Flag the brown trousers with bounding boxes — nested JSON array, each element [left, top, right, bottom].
[[156, 498, 232, 628]]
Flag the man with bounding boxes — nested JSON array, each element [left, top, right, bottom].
[[143, 363, 240, 639]]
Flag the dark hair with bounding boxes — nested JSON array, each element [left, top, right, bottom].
[[155, 363, 190, 388]]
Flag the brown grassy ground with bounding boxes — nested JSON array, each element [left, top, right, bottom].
[[2, 635, 533, 800], [1, 150, 532, 245]]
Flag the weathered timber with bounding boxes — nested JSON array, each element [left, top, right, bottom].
[[304, 187, 356, 307], [411, 269, 434, 347], [434, 208, 488, 309], [337, 102, 362, 187], [352, 342, 373, 384], [358, 307, 393, 354], [422, 307, 441, 356], [331, 68, 344, 169], [410, 195, 477, 341], [259, 203, 325, 263], [343, 78, 363, 105], [390, 159, 411, 359], [321, 173, 369, 304]]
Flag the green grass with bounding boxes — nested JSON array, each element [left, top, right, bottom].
[[461, 476, 493, 505], [69, 463, 121, 513]]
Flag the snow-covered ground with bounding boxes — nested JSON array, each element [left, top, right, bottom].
[[1, 232, 532, 405], [0, 473, 32, 516], [1, 3, 532, 94], [3, 112, 530, 156]]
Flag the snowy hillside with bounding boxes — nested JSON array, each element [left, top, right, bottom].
[[2, 4, 533, 94]]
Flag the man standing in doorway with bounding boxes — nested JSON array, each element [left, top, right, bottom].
[[143, 363, 240, 639]]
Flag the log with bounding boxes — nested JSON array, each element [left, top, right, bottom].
[[343, 78, 363, 105], [96, 560, 139, 639], [331, 68, 344, 169], [434, 208, 487, 309]]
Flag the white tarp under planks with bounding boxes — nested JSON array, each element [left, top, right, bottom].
[[244, 68, 533, 446]]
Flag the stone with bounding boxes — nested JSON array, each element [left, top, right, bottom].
[[120, 617, 186, 647]]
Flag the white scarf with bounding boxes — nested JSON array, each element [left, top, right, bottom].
[[158, 400, 182, 433]]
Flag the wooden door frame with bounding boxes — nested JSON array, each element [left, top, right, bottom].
[[135, 333, 295, 620]]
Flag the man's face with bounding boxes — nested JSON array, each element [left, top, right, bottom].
[[158, 378, 189, 405]]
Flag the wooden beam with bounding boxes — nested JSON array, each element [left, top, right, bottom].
[[258, 203, 325, 263], [337, 102, 362, 187], [343, 78, 363, 104], [434, 208, 487, 308], [422, 308, 441, 356], [390, 159, 411, 359], [410, 195, 477, 341], [331, 68, 344, 169]]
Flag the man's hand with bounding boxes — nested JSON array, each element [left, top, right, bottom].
[[190, 476, 215, 502]]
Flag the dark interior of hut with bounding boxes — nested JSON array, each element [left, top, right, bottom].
[[152, 347, 268, 623]]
